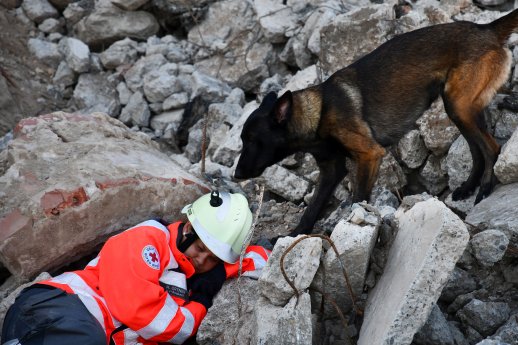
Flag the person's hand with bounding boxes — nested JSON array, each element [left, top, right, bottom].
[[188, 262, 226, 309]]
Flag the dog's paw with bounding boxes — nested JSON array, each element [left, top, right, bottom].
[[452, 183, 476, 201]]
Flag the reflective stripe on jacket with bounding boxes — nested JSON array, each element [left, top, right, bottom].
[[224, 245, 271, 279], [41, 220, 204, 345]]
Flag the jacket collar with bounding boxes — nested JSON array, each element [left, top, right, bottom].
[[167, 222, 196, 278]]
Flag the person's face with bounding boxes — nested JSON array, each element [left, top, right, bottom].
[[183, 224, 221, 273]]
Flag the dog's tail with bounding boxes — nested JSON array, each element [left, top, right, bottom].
[[489, 8, 518, 44]]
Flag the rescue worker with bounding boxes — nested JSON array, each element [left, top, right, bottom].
[[1, 191, 270, 345]]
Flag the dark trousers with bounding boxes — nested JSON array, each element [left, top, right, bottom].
[[1, 285, 106, 345]]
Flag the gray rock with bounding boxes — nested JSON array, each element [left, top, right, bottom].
[[495, 128, 518, 184], [263, 164, 311, 202], [225, 88, 246, 106], [417, 99, 460, 156], [197, 277, 259, 345], [319, 4, 397, 76], [444, 135, 472, 191], [419, 155, 448, 195], [251, 294, 313, 345], [72, 73, 121, 117], [469, 229, 509, 266], [119, 91, 150, 127], [38, 17, 62, 33], [184, 127, 203, 164], [493, 313, 518, 345], [259, 235, 321, 306], [448, 321, 470, 345], [75, 5, 159, 48], [189, 0, 277, 91], [143, 64, 181, 103], [466, 183, 518, 247], [99, 38, 139, 70], [116, 82, 132, 106], [253, 0, 299, 43], [440, 267, 477, 303], [124, 54, 167, 92], [494, 109, 518, 143], [457, 299, 511, 336], [22, 0, 58, 24], [163, 92, 189, 111], [150, 110, 183, 133], [27, 38, 62, 68], [280, 65, 319, 95], [397, 129, 428, 169], [53, 61, 76, 88], [375, 152, 407, 192], [189, 71, 232, 103], [311, 206, 379, 317], [212, 101, 258, 167], [413, 304, 455, 345], [62, 3, 87, 26], [58, 37, 90, 73]]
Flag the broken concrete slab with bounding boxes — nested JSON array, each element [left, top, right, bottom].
[[259, 235, 321, 306], [251, 293, 313, 345], [358, 198, 469, 345], [311, 204, 379, 316], [0, 112, 208, 279]]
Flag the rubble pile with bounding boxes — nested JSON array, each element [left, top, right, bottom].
[[1, 0, 518, 344]]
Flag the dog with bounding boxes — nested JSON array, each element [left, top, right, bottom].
[[234, 9, 518, 236]]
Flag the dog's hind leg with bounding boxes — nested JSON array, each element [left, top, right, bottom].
[[443, 98, 486, 200], [291, 154, 347, 236], [443, 50, 508, 202]]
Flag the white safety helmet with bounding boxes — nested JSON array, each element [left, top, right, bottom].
[[181, 191, 253, 264]]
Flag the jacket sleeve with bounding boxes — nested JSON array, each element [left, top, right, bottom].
[[224, 245, 271, 279], [97, 220, 206, 344]]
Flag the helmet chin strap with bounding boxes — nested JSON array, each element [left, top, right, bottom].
[[178, 223, 199, 253]]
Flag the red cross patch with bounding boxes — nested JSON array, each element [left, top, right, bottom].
[[142, 245, 160, 270]]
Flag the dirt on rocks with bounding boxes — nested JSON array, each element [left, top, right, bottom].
[[0, 7, 65, 136]]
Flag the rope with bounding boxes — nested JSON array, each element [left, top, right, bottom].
[[200, 111, 208, 175], [279, 234, 363, 317]]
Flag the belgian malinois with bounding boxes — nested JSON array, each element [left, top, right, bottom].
[[235, 9, 518, 236]]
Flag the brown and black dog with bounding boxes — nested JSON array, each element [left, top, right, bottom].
[[235, 9, 518, 236]]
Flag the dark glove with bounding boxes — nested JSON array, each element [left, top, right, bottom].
[[188, 262, 226, 309]]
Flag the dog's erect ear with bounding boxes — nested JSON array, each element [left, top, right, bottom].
[[261, 91, 278, 107], [274, 91, 292, 125]]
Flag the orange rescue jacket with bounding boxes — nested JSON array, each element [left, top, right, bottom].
[[40, 220, 270, 345]]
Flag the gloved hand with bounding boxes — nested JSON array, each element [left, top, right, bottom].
[[188, 262, 226, 310]]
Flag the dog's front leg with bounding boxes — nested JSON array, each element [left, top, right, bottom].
[[352, 146, 386, 203], [291, 154, 347, 236]]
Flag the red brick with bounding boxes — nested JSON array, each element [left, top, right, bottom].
[[95, 177, 139, 191], [41, 187, 89, 216]]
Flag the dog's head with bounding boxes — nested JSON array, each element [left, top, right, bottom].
[[234, 90, 294, 179]]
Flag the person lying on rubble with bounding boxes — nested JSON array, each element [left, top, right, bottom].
[[1, 191, 270, 345]]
